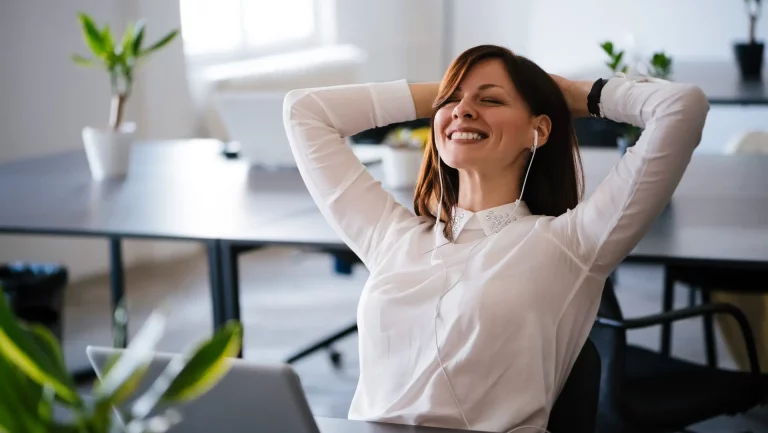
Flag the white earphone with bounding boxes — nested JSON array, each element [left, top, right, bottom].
[[431, 130, 549, 433]]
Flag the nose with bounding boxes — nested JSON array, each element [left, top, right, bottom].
[[452, 98, 477, 119]]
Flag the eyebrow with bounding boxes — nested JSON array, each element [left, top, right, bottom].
[[455, 83, 505, 92]]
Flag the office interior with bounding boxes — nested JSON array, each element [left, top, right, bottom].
[[1, 1, 768, 432]]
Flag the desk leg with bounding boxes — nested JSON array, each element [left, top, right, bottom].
[[207, 239, 227, 331], [109, 237, 127, 348], [220, 242, 241, 323], [220, 241, 243, 358]]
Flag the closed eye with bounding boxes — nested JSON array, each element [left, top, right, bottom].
[[482, 98, 502, 104]]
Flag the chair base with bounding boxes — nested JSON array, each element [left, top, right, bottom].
[[284, 322, 358, 368]]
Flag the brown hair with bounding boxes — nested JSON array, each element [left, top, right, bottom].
[[413, 44, 584, 240]]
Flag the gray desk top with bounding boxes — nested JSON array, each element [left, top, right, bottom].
[[232, 148, 768, 268], [0, 140, 314, 240], [315, 417, 478, 433], [2, 140, 768, 266], [571, 60, 768, 105]]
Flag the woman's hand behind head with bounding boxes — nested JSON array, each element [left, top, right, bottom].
[[549, 74, 592, 118]]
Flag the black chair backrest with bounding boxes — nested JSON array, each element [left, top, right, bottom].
[[548, 338, 601, 433]]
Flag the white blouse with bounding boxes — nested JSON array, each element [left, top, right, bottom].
[[283, 77, 709, 432]]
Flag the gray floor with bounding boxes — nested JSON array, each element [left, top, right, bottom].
[[62, 246, 768, 432]]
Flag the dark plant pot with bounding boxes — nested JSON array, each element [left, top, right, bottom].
[[734, 42, 764, 81]]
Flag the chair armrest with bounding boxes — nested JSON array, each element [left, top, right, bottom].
[[595, 302, 761, 377]]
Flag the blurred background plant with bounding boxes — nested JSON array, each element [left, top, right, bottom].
[[600, 40, 674, 150], [72, 12, 179, 131], [0, 284, 242, 433], [384, 126, 431, 149]]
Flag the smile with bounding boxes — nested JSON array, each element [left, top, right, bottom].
[[449, 131, 488, 141]]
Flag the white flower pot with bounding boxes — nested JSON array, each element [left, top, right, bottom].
[[382, 146, 424, 189], [82, 122, 136, 181]]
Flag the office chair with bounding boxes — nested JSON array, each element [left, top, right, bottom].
[[547, 338, 601, 433], [591, 277, 768, 433]]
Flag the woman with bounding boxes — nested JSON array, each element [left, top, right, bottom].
[[283, 45, 709, 432]]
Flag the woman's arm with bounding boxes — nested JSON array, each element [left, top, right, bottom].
[[409, 82, 441, 118], [551, 76, 710, 276], [283, 80, 436, 269]]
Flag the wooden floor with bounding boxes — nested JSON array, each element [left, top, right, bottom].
[[61, 246, 768, 432]]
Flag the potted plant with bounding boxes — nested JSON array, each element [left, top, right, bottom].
[[382, 126, 429, 189], [0, 284, 243, 432], [72, 13, 179, 180], [735, 0, 764, 80], [600, 41, 673, 153]]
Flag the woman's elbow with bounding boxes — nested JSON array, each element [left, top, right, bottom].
[[283, 88, 313, 124], [681, 84, 710, 123]]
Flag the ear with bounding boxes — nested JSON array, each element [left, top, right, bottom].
[[532, 115, 552, 148]]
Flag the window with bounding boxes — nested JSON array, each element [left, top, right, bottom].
[[179, 0, 326, 61]]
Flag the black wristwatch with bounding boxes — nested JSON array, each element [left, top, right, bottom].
[[587, 78, 608, 118]]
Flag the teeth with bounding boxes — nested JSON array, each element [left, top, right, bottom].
[[451, 131, 484, 140]]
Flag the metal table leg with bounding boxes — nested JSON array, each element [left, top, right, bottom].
[[220, 241, 241, 324], [219, 241, 246, 358], [207, 239, 227, 331], [109, 237, 127, 348]]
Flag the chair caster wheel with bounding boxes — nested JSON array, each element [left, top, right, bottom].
[[328, 348, 342, 369]]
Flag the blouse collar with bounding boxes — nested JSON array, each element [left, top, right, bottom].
[[451, 200, 531, 239]]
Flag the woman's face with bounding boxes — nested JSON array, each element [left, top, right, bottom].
[[434, 59, 537, 173]]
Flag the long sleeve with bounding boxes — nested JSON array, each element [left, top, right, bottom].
[[552, 77, 710, 277], [283, 80, 420, 270]]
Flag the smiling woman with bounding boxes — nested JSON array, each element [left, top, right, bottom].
[[416, 46, 584, 240], [282, 43, 709, 432]]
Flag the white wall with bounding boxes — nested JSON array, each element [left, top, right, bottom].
[[447, 0, 768, 154], [334, 0, 445, 82], [0, 0, 199, 282]]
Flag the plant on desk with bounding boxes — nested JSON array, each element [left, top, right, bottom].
[[72, 13, 179, 181], [735, 0, 764, 80], [381, 126, 430, 189], [600, 41, 673, 153], [0, 285, 242, 433]]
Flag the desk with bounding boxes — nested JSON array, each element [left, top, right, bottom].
[[572, 60, 768, 105], [0, 140, 340, 344], [315, 417, 477, 433], [218, 148, 768, 333]]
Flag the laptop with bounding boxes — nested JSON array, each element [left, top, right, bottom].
[[86, 346, 322, 433], [214, 91, 383, 168]]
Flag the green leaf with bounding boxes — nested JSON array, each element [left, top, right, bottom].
[[161, 320, 242, 402], [71, 54, 93, 66], [99, 351, 151, 406], [102, 25, 114, 52], [600, 41, 614, 55], [77, 12, 106, 57], [130, 321, 242, 419], [37, 385, 56, 424], [131, 20, 146, 58], [138, 29, 179, 57], [0, 354, 46, 433], [121, 23, 135, 57], [25, 323, 66, 372], [0, 287, 81, 406], [94, 311, 166, 403]]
